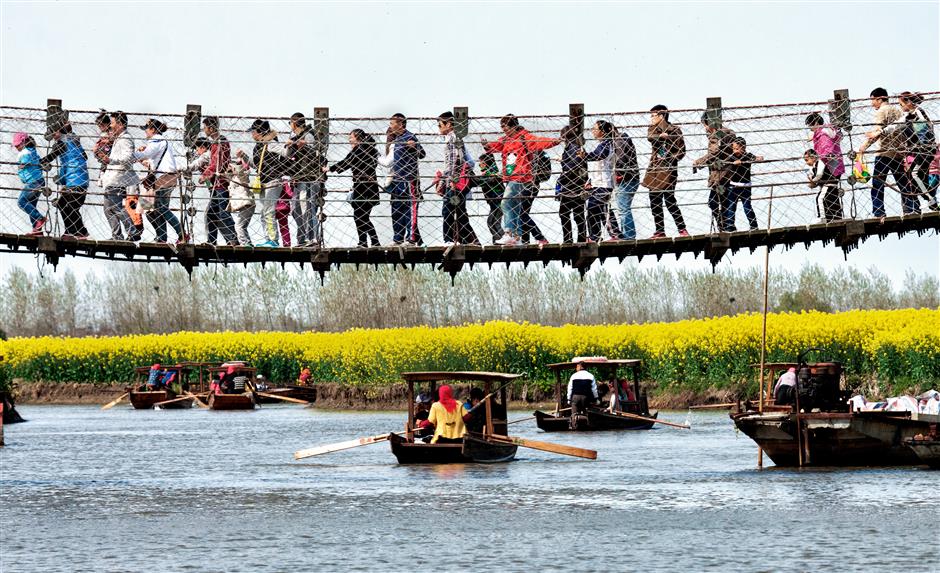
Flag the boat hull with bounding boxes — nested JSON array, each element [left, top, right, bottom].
[[732, 410, 938, 467], [534, 408, 657, 432], [129, 390, 190, 410], [906, 439, 940, 469], [208, 392, 256, 411], [388, 432, 517, 464]]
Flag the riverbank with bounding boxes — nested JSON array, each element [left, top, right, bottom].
[[12, 381, 738, 410]]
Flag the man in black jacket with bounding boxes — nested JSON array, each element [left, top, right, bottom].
[[285, 113, 328, 247]]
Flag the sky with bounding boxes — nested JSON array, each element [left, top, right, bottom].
[[1, 0, 938, 284]]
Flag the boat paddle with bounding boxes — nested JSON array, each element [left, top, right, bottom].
[[101, 392, 129, 410], [185, 391, 210, 409], [603, 409, 690, 429], [153, 394, 201, 408], [256, 392, 311, 405], [486, 434, 597, 460], [294, 427, 426, 460]]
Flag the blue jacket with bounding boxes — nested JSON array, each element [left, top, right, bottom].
[[17, 147, 44, 186], [391, 130, 426, 183], [43, 134, 89, 188]]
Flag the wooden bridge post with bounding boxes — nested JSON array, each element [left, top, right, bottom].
[[705, 97, 722, 129], [184, 104, 202, 147], [569, 103, 584, 144], [313, 107, 330, 246], [829, 89, 851, 131], [453, 106, 469, 140], [178, 104, 202, 272], [309, 101, 329, 274], [46, 98, 65, 131], [38, 97, 67, 269], [313, 107, 329, 152]]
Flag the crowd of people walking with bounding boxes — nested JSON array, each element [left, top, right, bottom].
[[11, 88, 938, 247]]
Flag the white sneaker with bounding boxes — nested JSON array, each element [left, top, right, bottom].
[[495, 234, 514, 245], [442, 241, 456, 247]]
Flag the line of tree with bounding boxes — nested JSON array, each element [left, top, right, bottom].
[[0, 263, 936, 338]]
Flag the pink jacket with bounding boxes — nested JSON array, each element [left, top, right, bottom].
[[812, 125, 845, 177]]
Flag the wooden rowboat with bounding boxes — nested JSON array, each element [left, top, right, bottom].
[[128, 389, 192, 410], [388, 431, 517, 464], [535, 358, 656, 432], [208, 392, 256, 411], [390, 371, 521, 465], [534, 408, 658, 432]]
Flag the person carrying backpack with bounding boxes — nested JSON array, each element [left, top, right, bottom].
[[483, 114, 560, 246], [580, 120, 616, 242], [898, 92, 938, 212], [857, 87, 917, 216], [642, 105, 689, 238]]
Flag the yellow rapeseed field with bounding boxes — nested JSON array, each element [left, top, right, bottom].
[[1, 309, 937, 392]]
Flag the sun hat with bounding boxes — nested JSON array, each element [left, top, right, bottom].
[[12, 132, 29, 147]]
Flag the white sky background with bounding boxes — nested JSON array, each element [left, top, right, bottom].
[[0, 0, 938, 284]]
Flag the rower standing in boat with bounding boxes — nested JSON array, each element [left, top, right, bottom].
[[427, 385, 466, 444], [568, 361, 599, 430]]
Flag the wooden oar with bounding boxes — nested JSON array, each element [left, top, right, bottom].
[[256, 392, 310, 405], [153, 394, 198, 408], [507, 415, 536, 425], [101, 392, 128, 410], [603, 409, 690, 429], [186, 392, 209, 409], [487, 434, 597, 460], [294, 426, 429, 460], [294, 433, 392, 460], [690, 400, 775, 410]]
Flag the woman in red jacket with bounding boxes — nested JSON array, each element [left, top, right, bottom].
[[483, 115, 559, 245]]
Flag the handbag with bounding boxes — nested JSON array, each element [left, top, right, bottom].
[[853, 156, 871, 183], [141, 139, 170, 191], [249, 143, 268, 196]]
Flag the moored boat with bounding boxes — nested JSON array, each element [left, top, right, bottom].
[[534, 358, 656, 432], [731, 353, 939, 467], [389, 371, 520, 464]]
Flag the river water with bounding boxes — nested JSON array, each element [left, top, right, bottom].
[[1, 405, 937, 573]]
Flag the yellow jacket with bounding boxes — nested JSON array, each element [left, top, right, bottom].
[[428, 401, 466, 443]]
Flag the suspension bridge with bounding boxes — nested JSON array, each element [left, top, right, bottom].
[[2, 89, 937, 277]]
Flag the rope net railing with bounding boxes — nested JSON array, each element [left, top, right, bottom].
[[1, 89, 938, 255]]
